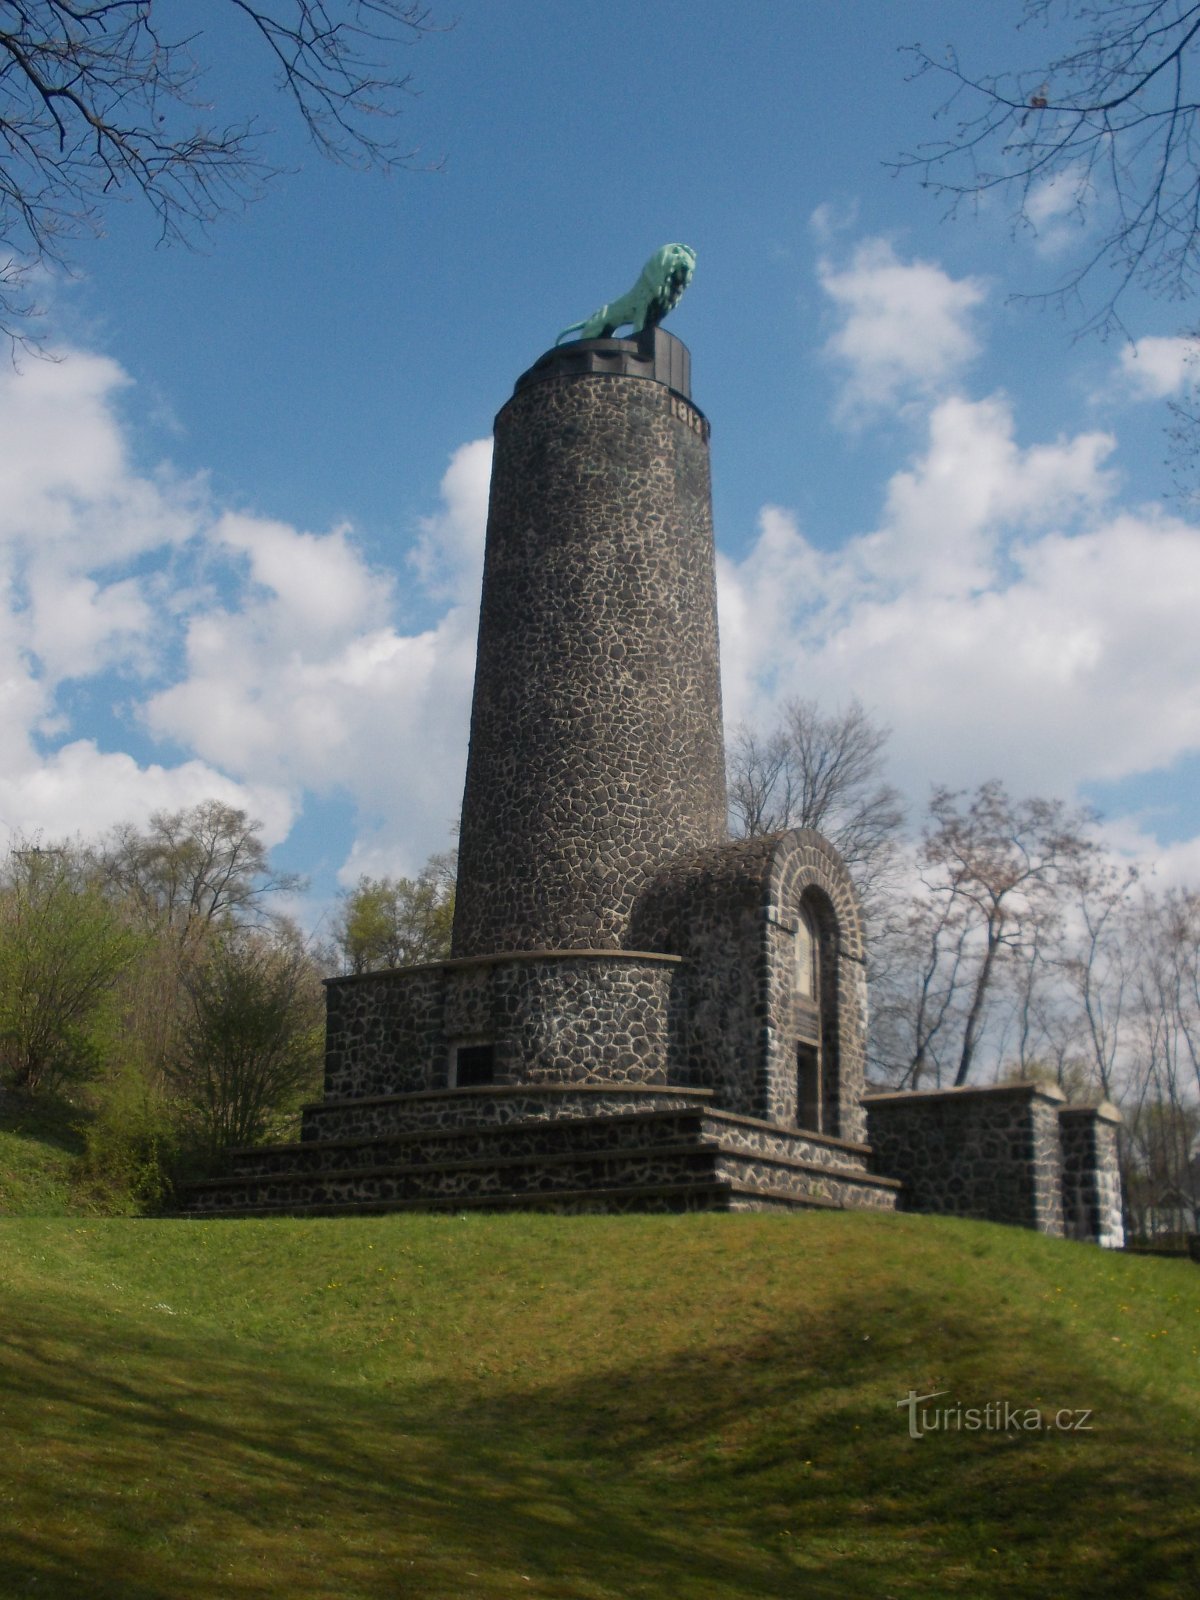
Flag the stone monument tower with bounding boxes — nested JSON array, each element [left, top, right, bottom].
[[180, 252, 1121, 1240], [452, 327, 726, 957]]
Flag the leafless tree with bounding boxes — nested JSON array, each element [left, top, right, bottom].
[[872, 780, 1099, 1088], [896, 2, 1200, 335], [96, 800, 303, 942], [1056, 854, 1138, 1099], [927, 782, 1098, 1084], [728, 698, 906, 922], [869, 889, 973, 1087], [1120, 888, 1200, 1229], [0, 2, 440, 340]]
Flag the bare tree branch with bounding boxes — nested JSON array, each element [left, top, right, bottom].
[[0, 2, 441, 343], [728, 698, 906, 925], [895, 2, 1200, 334]]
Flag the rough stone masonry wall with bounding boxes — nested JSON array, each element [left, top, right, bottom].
[[767, 832, 868, 1144], [1060, 1104, 1125, 1247], [323, 951, 680, 1101], [452, 346, 728, 958], [863, 1083, 1066, 1235], [629, 837, 767, 1116], [324, 966, 445, 1101], [629, 829, 868, 1141]]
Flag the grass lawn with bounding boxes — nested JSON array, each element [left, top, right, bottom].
[[0, 1091, 92, 1217], [1, 1207, 1197, 1599]]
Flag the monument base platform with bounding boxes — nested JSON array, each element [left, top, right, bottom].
[[177, 1086, 901, 1219]]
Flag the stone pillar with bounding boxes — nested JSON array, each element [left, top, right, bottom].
[[1059, 1103, 1125, 1247], [452, 327, 727, 958]]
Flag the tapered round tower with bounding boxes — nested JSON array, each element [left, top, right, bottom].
[[451, 327, 727, 957]]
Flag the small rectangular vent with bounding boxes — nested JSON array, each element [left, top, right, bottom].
[[454, 1044, 495, 1088]]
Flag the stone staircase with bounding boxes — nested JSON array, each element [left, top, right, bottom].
[[177, 1087, 901, 1218]]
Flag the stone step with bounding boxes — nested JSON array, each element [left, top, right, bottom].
[[701, 1111, 875, 1175], [234, 1108, 707, 1177], [229, 1107, 877, 1182], [176, 1177, 840, 1220], [185, 1144, 725, 1213], [299, 1084, 716, 1143], [180, 1132, 898, 1218], [713, 1152, 897, 1211]]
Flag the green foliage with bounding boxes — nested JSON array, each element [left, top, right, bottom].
[[0, 1212, 1196, 1597], [169, 923, 324, 1155], [0, 807, 324, 1200], [0, 847, 142, 1094], [333, 850, 455, 973], [73, 1064, 182, 1213]]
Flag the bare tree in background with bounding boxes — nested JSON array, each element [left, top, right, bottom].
[[896, 1, 1200, 334], [1056, 854, 1138, 1100], [96, 800, 303, 943], [728, 699, 906, 921], [869, 888, 973, 1088], [1122, 888, 1200, 1230], [871, 781, 1099, 1088], [0, 2, 440, 340]]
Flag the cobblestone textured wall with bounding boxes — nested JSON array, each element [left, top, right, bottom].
[[452, 334, 727, 958], [863, 1083, 1066, 1235], [628, 829, 868, 1140], [324, 967, 444, 1101], [301, 1084, 715, 1143], [767, 832, 868, 1144], [323, 951, 680, 1100], [1060, 1104, 1125, 1247]]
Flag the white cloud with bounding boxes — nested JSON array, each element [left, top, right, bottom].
[[408, 438, 493, 604], [818, 238, 987, 416], [1118, 334, 1198, 399], [6, 274, 1200, 910], [143, 451, 488, 879], [0, 348, 486, 884], [721, 384, 1200, 822], [0, 349, 202, 694], [1024, 165, 1090, 255], [0, 742, 294, 851]]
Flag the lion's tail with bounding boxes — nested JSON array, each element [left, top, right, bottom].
[[555, 320, 587, 345]]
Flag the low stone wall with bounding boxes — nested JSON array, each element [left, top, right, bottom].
[[324, 965, 444, 1101], [1060, 1103, 1125, 1247], [323, 950, 681, 1100], [863, 1083, 1066, 1236]]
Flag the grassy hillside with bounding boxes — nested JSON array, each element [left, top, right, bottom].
[[0, 1089, 91, 1216], [1, 1209, 1197, 1600]]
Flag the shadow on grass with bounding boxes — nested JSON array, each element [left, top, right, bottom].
[[0, 1280, 1196, 1600], [0, 1086, 91, 1155]]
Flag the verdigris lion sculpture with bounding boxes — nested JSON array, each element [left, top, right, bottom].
[[556, 243, 696, 344]]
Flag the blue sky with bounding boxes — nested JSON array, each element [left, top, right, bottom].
[[4, 1, 1200, 926]]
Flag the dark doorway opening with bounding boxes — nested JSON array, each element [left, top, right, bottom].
[[797, 1042, 822, 1132]]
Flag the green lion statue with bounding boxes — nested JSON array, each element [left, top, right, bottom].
[[556, 243, 696, 344]]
